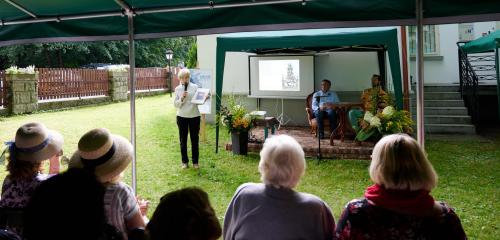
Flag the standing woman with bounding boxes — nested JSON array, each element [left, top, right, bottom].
[[174, 68, 200, 169]]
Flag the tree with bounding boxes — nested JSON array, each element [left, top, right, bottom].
[[185, 43, 197, 68], [0, 37, 196, 69]]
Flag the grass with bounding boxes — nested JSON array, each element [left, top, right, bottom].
[[0, 94, 499, 239]]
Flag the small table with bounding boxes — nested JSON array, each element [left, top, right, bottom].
[[329, 102, 363, 145], [253, 117, 280, 139]]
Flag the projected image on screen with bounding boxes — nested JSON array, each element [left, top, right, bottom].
[[258, 60, 300, 91]]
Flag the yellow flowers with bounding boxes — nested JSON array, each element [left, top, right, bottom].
[[232, 117, 250, 129], [219, 95, 254, 133]]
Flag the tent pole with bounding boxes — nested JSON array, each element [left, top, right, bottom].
[[127, 12, 137, 194], [400, 26, 410, 111], [496, 47, 500, 120], [416, 0, 425, 148]]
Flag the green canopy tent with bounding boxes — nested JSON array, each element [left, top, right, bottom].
[[460, 30, 500, 118], [1, 0, 500, 191], [1, 0, 500, 46], [214, 27, 403, 151]]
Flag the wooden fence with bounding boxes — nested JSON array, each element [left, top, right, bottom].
[[0, 71, 6, 108], [1, 67, 175, 103], [38, 68, 109, 100], [134, 68, 168, 91]]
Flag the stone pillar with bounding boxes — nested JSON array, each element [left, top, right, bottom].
[[7, 73, 38, 114], [108, 71, 129, 101]]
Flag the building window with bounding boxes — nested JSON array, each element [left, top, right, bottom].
[[408, 25, 440, 56], [459, 23, 474, 41]]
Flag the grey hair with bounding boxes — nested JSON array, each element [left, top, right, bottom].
[[178, 68, 191, 79], [258, 135, 306, 189], [369, 134, 438, 191]]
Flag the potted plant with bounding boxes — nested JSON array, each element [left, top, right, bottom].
[[218, 96, 254, 155]]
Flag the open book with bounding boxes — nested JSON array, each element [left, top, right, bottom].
[[191, 88, 210, 105]]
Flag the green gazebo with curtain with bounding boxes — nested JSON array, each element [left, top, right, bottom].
[[214, 27, 403, 151], [460, 30, 500, 118]]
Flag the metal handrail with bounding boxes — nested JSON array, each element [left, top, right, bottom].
[[457, 44, 479, 124]]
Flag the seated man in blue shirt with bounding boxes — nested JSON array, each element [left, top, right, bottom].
[[312, 79, 340, 139]]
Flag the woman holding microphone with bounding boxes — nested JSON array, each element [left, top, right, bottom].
[[174, 68, 200, 169]]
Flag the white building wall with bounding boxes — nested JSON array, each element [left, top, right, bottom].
[[408, 24, 459, 84], [408, 22, 498, 84], [473, 22, 497, 39]]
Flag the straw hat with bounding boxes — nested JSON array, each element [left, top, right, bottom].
[[69, 128, 132, 183], [10, 122, 63, 162]]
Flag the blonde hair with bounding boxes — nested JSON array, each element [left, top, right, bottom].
[[258, 135, 305, 189], [369, 134, 437, 191], [178, 68, 190, 79]]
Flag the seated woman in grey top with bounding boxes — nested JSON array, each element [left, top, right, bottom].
[[223, 134, 335, 240]]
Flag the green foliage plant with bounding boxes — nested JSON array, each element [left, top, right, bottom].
[[218, 95, 254, 134], [186, 44, 197, 68]]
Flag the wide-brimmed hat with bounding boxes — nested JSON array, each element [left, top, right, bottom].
[[69, 128, 132, 183], [8, 122, 64, 162]]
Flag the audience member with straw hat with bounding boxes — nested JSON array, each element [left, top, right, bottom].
[[69, 128, 145, 240], [0, 122, 63, 237]]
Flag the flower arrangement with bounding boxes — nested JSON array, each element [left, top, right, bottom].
[[218, 95, 254, 133], [5, 65, 37, 74], [356, 106, 413, 141]]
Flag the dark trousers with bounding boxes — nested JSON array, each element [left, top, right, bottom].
[[176, 116, 200, 164], [314, 109, 336, 136]]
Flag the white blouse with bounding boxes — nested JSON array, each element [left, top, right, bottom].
[[174, 82, 201, 118]]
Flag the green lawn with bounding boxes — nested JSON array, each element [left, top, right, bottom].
[[0, 94, 499, 239]]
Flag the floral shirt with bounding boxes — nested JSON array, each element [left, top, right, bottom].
[[335, 199, 467, 240], [361, 87, 388, 113], [0, 173, 49, 209]]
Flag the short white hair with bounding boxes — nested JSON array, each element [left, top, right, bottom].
[[178, 68, 190, 79], [258, 135, 305, 189], [369, 134, 438, 191]]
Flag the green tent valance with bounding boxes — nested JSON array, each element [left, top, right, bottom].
[[460, 30, 500, 54]]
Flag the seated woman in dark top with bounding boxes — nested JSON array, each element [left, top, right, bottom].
[[335, 134, 467, 240], [23, 168, 123, 240]]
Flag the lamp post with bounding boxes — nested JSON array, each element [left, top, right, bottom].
[[165, 49, 173, 97]]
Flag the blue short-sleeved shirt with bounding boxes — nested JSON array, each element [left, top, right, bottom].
[[312, 91, 340, 112]]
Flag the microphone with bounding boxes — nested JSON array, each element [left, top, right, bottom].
[[184, 82, 189, 92]]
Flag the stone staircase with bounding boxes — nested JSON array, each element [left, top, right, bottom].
[[411, 84, 476, 134]]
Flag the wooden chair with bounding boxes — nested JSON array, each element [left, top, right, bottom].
[[305, 92, 335, 136]]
